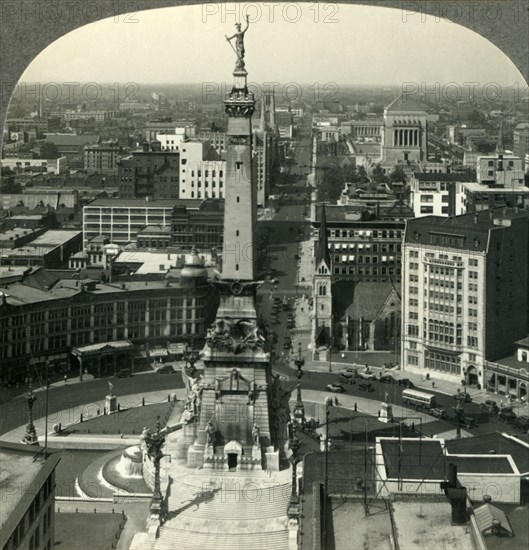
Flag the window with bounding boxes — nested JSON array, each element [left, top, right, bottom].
[[420, 206, 433, 214]]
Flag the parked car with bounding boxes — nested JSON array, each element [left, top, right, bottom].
[[345, 367, 359, 375], [358, 382, 375, 392], [481, 400, 499, 414], [498, 406, 517, 422], [430, 407, 448, 420], [453, 392, 472, 403], [157, 365, 175, 374], [359, 371, 376, 380], [379, 374, 396, 384], [463, 416, 476, 429], [338, 373, 356, 385], [397, 378, 415, 388], [513, 416, 529, 432], [117, 368, 131, 378], [326, 384, 345, 393]]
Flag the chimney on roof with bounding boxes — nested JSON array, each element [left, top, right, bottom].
[[441, 463, 468, 525], [474, 212, 478, 224]]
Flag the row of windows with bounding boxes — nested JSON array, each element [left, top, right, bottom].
[[425, 351, 460, 375], [328, 229, 402, 239], [333, 266, 400, 276]]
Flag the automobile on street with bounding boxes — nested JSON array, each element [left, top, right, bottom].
[[326, 384, 345, 393]]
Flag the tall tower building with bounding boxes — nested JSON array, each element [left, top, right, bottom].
[[183, 25, 283, 472]]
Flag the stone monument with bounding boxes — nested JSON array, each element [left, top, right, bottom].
[[379, 390, 393, 423], [106, 380, 117, 413]]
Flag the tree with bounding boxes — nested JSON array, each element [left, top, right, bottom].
[[317, 165, 343, 203], [39, 142, 60, 159], [389, 166, 406, 184], [371, 164, 388, 184]]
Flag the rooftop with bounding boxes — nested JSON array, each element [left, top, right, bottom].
[[31, 230, 81, 246], [462, 182, 529, 193], [346, 282, 397, 320], [385, 95, 427, 114], [85, 198, 201, 208], [45, 134, 99, 146], [0, 442, 61, 543], [412, 172, 470, 182]]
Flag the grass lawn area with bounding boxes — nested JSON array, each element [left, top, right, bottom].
[[61, 402, 177, 436], [53, 449, 107, 497], [55, 512, 124, 549]]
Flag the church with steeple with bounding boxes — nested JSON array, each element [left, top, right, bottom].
[[312, 204, 333, 353]]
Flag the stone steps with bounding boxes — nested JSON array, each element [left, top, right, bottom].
[[153, 528, 289, 550], [166, 475, 291, 520]]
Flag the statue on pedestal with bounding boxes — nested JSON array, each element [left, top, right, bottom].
[[252, 423, 260, 447], [206, 421, 216, 447], [226, 15, 250, 69], [108, 381, 114, 397]]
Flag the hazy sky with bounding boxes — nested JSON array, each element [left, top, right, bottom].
[[21, 3, 524, 87]]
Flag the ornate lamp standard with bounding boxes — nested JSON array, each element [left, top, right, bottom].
[[322, 396, 333, 547], [144, 420, 167, 522], [292, 342, 305, 426], [288, 421, 301, 507], [23, 380, 38, 445]]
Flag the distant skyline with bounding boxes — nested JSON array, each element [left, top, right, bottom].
[[20, 4, 524, 88]]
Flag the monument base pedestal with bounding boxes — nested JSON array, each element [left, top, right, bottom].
[[252, 445, 261, 461], [379, 402, 393, 423], [265, 447, 280, 471], [106, 394, 117, 413]]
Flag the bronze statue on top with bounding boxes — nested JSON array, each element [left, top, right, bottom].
[[226, 15, 250, 69]]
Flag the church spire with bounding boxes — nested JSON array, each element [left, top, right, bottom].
[[316, 204, 330, 267]]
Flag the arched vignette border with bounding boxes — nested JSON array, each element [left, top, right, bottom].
[[0, 0, 528, 152]]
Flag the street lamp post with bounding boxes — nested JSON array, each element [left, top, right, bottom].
[[145, 419, 167, 522], [23, 380, 38, 445], [43, 362, 51, 458], [293, 343, 305, 426], [288, 421, 301, 504], [322, 396, 333, 547]]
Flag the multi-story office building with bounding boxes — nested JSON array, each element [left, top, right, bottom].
[[341, 119, 383, 141], [410, 173, 467, 217], [178, 140, 226, 200], [476, 154, 525, 187], [84, 143, 125, 174], [44, 134, 99, 157], [0, 441, 60, 550], [0, 157, 67, 175], [117, 143, 179, 199], [83, 198, 222, 251], [461, 182, 529, 212], [157, 128, 189, 151], [401, 208, 529, 388], [5, 117, 61, 137], [312, 205, 408, 284], [145, 118, 179, 142], [63, 110, 115, 121], [171, 199, 224, 250], [0, 260, 218, 381], [0, 230, 82, 269], [198, 131, 227, 155], [83, 198, 178, 247], [513, 122, 529, 165]]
